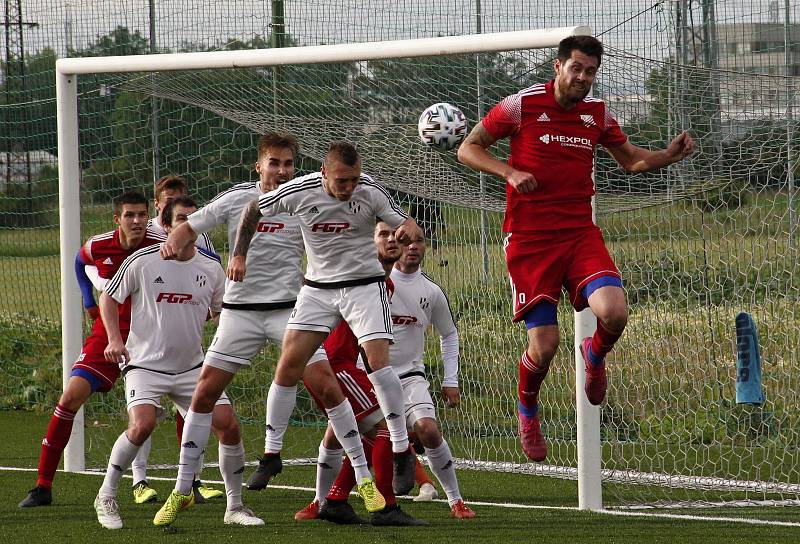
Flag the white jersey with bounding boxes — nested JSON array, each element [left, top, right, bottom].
[[105, 245, 225, 374], [388, 268, 459, 386], [148, 215, 215, 253], [188, 181, 303, 305], [258, 172, 407, 285]]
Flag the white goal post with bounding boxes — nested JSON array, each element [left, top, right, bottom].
[[55, 25, 601, 508]]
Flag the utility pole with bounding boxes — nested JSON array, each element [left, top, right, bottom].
[[2, 0, 37, 209], [271, 0, 285, 123], [149, 0, 160, 186]]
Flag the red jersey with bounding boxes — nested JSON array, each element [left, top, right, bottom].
[[482, 80, 628, 232], [79, 228, 163, 335]]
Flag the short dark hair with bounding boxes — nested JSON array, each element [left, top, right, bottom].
[[113, 192, 148, 215], [557, 35, 604, 66], [161, 195, 197, 227], [325, 141, 360, 167], [258, 132, 299, 159], [154, 175, 188, 201]]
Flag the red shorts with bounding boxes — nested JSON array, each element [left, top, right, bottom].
[[504, 225, 621, 322], [305, 363, 380, 421], [70, 330, 123, 393]]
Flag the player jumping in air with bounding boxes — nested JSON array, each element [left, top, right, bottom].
[[458, 35, 694, 461]]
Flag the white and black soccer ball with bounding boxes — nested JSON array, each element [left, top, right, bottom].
[[417, 102, 468, 151]]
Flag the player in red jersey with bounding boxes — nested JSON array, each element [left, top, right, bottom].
[[458, 35, 694, 461], [19, 193, 163, 507]]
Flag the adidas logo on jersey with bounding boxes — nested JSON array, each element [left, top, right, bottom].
[[103, 257, 113, 265], [537, 112, 550, 122], [580, 114, 596, 127], [308, 206, 320, 214], [153, 276, 164, 284]]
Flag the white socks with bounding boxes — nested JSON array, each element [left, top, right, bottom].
[[264, 382, 297, 453], [130, 435, 152, 484], [176, 409, 213, 495], [219, 441, 245, 510], [368, 367, 409, 453], [99, 432, 140, 498], [326, 400, 371, 482], [426, 439, 462, 505], [314, 442, 344, 503]]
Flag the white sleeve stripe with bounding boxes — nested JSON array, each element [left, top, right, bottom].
[[105, 245, 160, 296], [258, 177, 323, 210]]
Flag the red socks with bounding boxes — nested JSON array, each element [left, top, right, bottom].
[[590, 320, 623, 362], [518, 351, 549, 410], [37, 404, 77, 488]]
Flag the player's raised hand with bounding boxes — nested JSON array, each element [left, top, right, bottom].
[[104, 338, 129, 365], [441, 386, 461, 408], [507, 169, 538, 194], [666, 131, 695, 163], [227, 255, 247, 282], [160, 240, 178, 260], [395, 218, 423, 245]]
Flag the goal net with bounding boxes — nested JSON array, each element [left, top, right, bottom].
[[6, 24, 797, 512]]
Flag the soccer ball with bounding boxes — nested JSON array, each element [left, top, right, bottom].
[[417, 103, 468, 150]]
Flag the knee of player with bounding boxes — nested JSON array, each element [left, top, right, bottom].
[[127, 421, 156, 445], [526, 339, 559, 367], [212, 418, 241, 444], [59, 379, 93, 410], [415, 419, 442, 448], [598, 305, 629, 332], [317, 380, 345, 408]]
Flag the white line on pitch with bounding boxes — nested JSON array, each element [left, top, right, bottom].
[[3, 465, 799, 528]]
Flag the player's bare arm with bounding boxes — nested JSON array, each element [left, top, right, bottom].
[[99, 292, 129, 364], [441, 386, 460, 408], [457, 121, 538, 194], [228, 198, 261, 282], [607, 131, 695, 174], [394, 217, 424, 245], [161, 221, 198, 260]]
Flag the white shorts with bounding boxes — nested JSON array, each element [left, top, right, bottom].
[[206, 307, 292, 366], [124, 366, 230, 419], [287, 283, 393, 345], [402, 375, 436, 429]]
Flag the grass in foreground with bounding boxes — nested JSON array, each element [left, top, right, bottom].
[[3, 411, 800, 543]]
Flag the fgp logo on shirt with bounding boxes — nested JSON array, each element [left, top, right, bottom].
[[257, 222, 284, 233], [156, 292, 194, 304], [392, 315, 418, 326], [311, 222, 350, 233]]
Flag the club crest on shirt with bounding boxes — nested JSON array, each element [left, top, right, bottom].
[[580, 114, 596, 127], [348, 200, 361, 214], [196, 274, 207, 287], [419, 297, 430, 309]]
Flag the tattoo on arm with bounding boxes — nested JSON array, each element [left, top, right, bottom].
[[232, 199, 261, 258]]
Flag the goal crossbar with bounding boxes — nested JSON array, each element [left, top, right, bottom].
[[55, 27, 590, 75]]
